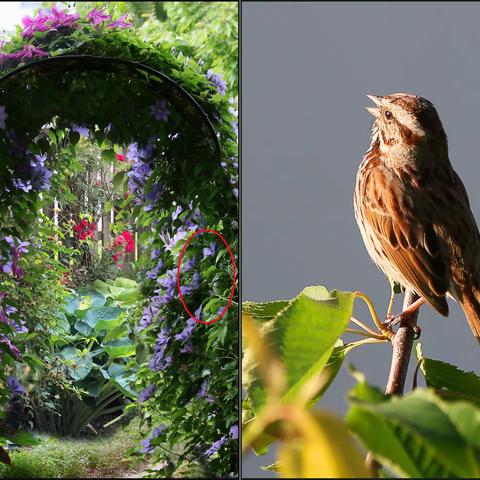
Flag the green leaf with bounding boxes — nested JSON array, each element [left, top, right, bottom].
[[103, 338, 135, 358], [95, 312, 126, 334], [112, 171, 125, 191], [243, 286, 354, 413], [59, 346, 93, 381], [114, 277, 138, 289], [69, 130, 80, 146], [74, 320, 94, 336], [64, 295, 80, 314], [84, 307, 123, 330], [103, 323, 128, 343], [136, 342, 149, 365], [78, 288, 107, 308], [101, 149, 115, 163], [347, 381, 480, 478], [416, 343, 480, 404], [6, 431, 41, 447], [92, 279, 111, 297]]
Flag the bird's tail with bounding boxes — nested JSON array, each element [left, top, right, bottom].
[[460, 288, 480, 342]]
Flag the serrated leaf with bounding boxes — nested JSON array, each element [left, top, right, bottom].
[[347, 382, 480, 478], [417, 343, 480, 404]]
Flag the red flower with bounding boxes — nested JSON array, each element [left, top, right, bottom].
[[116, 153, 125, 162], [73, 218, 96, 241], [110, 230, 135, 266]]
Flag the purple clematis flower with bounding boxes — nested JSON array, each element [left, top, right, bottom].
[[197, 379, 214, 403], [138, 383, 155, 402], [180, 271, 201, 296], [71, 124, 89, 137], [86, 7, 111, 27], [202, 241, 218, 259], [0, 335, 21, 359], [180, 341, 194, 353], [150, 100, 170, 122], [230, 425, 238, 440], [174, 318, 197, 342], [204, 435, 227, 457], [171, 204, 183, 221], [206, 69, 227, 96], [140, 438, 154, 454], [0, 106, 7, 129], [182, 256, 195, 273], [6, 376, 26, 395], [146, 260, 163, 280], [12, 178, 32, 193]]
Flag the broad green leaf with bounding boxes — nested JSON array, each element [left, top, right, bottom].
[[106, 363, 137, 398], [64, 295, 80, 314], [92, 279, 112, 297], [347, 381, 480, 478], [103, 324, 128, 343], [95, 312, 126, 333], [84, 307, 123, 330], [243, 286, 354, 413], [115, 288, 142, 306], [74, 320, 94, 336], [59, 346, 93, 381], [416, 343, 480, 404], [77, 288, 106, 308], [103, 338, 135, 358], [114, 277, 138, 289]]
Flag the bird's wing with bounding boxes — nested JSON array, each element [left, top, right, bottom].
[[363, 166, 450, 315]]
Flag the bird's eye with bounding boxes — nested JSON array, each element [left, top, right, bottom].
[[385, 110, 393, 120]]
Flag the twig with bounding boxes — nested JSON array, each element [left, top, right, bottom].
[[385, 289, 420, 395], [366, 289, 420, 476]]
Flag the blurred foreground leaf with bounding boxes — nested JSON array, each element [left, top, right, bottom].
[[347, 377, 480, 478], [278, 408, 370, 478]]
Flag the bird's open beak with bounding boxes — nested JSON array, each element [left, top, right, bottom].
[[366, 94, 382, 117]]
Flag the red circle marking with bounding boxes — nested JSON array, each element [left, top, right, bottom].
[[177, 228, 237, 325]]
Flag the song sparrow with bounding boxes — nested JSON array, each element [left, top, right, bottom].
[[354, 93, 480, 339]]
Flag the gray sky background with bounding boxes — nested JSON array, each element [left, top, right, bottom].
[[242, 2, 480, 477]]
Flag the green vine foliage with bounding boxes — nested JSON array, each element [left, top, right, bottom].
[[0, 3, 238, 476]]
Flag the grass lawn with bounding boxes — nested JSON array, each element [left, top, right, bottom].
[[0, 420, 148, 478]]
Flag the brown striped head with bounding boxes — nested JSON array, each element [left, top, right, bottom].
[[366, 93, 447, 161]]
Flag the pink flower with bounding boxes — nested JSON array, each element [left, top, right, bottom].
[[116, 153, 125, 162], [49, 5, 79, 29], [14, 44, 49, 59], [107, 14, 133, 30], [21, 13, 50, 38], [86, 7, 111, 27]]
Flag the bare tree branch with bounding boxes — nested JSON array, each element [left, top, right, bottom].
[[366, 289, 420, 475]]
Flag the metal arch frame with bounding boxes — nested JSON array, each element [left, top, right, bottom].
[[0, 54, 222, 164]]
